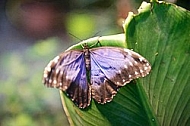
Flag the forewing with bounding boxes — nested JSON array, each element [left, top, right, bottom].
[[90, 47, 151, 103], [43, 51, 91, 108]]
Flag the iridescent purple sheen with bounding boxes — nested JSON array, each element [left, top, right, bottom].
[[43, 45, 151, 108]]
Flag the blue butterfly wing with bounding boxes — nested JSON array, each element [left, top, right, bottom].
[[43, 50, 91, 108], [90, 47, 151, 103]]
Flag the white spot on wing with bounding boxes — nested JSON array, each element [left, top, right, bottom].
[[124, 49, 132, 56], [146, 63, 150, 66], [144, 66, 148, 70], [62, 85, 67, 90], [135, 71, 138, 75], [134, 61, 138, 64], [129, 62, 133, 66], [124, 65, 128, 69], [54, 56, 60, 62], [118, 70, 121, 74], [124, 48, 128, 52], [139, 57, 144, 62], [55, 69, 59, 74], [53, 80, 57, 84], [104, 78, 107, 83], [140, 69, 144, 73], [49, 79, 52, 83], [44, 73, 48, 78], [129, 75, 132, 78], [60, 71, 63, 75], [45, 66, 51, 72]]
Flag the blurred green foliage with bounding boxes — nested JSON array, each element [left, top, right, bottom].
[[0, 38, 70, 126], [66, 12, 96, 39]]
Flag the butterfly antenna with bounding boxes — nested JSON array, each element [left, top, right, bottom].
[[93, 31, 101, 37], [69, 33, 82, 41]]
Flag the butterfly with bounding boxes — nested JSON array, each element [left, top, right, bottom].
[[43, 41, 151, 108]]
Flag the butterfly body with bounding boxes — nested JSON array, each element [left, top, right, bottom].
[[43, 43, 151, 108], [83, 43, 91, 71]]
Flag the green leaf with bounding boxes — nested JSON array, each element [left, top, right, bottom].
[[124, 1, 190, 126], [60, 1, 190, 126]]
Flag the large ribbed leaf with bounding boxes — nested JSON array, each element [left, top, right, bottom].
[[59, 1, 190, 126], [124, 1, 190, 126]]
